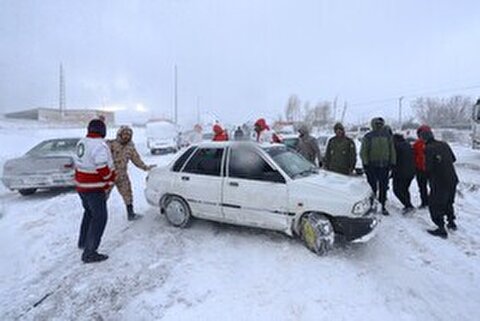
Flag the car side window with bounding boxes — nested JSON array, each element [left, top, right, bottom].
[[172, 146, 196, 172], [183, 148, 224, 176], [229, 147, 285, 183]]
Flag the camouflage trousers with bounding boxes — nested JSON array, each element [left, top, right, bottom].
[[107, 175, 133, 205]]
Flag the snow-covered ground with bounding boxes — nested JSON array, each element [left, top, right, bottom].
[[0, 123, 479, 321]]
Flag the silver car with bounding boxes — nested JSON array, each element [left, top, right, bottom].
[[1, 138, 80, 196]]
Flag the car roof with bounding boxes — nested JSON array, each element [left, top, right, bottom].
[[191, 141, 285, 149]]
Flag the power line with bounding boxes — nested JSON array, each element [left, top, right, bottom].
[[349, 83, 480, 107]]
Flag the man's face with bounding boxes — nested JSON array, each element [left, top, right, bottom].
[[120, 132, 132, 143], [335, 128, 344, 137], [254, 124, 261, 132]]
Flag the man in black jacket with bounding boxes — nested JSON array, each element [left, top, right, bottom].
[[419, 128, 459, 238], [392, 134, 415, 214]]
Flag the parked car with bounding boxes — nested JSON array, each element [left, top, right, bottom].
[[145, 141, 379, 255], [146, 120, 179, 154], [1, 138, 79, 195]]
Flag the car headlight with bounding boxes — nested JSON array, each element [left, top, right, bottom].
[[352, 197, 371, 215]]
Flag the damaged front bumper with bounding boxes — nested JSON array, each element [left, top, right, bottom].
[[330, 212, 379, 242]]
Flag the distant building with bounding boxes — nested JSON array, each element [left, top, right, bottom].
[[4, 108, 115, 124]]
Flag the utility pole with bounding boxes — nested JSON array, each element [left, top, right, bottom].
[[196, 96, 201, 125], [174, 64, 178, 124], [333, 96, 338, 121], [59, 63, 66, 118], [398, 96, 404, 131], [341, 102, 347, 123]]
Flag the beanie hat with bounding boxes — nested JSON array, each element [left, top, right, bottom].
[[333, 122, 344, 131], [416, 125, 432, 136], [87, 119, 106, 138]]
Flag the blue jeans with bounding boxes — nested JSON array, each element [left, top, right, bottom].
[[78, 191, 108, 254]]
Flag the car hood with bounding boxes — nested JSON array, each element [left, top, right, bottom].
[[288, 170, 373, 217]]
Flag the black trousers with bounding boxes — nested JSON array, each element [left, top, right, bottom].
[[78, 191, 108, 254], [392, 175, 414, 208], [428, 181, 457, 229], [365, 166, 390, 206], [415, 170, 429, 206]]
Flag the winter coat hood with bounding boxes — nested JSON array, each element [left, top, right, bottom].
[[254, 118, 270, 132], [87, 119, 106, 138], [116, 126, 133, 144], [370, 117, 385, 130], [213, 124, 224, 135], [298, 124, 310, 136]]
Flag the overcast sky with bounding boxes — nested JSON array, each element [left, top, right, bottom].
[[1, 0, 479, 125]]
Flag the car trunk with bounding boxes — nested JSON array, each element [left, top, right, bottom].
[[5, 155, 74, 175]]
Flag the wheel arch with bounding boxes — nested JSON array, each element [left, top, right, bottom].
[[293, 210, 334, 236]]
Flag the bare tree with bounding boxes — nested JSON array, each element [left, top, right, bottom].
[[412, 95, 472, 127], [304, 101, 332, 127], [285, 95, 301, 122]]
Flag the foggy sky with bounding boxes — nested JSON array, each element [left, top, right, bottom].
[[1, 0, 480, 125]]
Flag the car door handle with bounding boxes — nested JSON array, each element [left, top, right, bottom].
[[181, 176, 190, 181], [229, 182, 239, 187]]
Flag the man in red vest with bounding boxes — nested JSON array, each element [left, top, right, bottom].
[[74, 119, 116, 263]]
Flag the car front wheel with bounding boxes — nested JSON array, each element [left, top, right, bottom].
[[163, 195, 191, 228], [300, 213, 334, 255], [19, 188, 37, 196]]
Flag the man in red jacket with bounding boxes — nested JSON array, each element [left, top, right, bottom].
[[74, 119, 116, 263], [413, 125, 430, 208], [212, 124, 229, 141]]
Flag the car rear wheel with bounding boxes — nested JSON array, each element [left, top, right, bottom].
[[300, 213, 334, 256], [163, 196, 191, 227], [19, 188, 37, 196]]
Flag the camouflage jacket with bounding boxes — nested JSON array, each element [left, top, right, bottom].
[[107, 140, 149, 177]]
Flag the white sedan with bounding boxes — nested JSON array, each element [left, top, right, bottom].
[[145, 141, 379, 255]]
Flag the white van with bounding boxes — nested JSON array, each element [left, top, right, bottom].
[[146, 121, 179, 154]]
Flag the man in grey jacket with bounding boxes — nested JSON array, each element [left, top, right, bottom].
[[296, 124, 322, 167]]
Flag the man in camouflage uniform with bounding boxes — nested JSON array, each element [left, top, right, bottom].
[[324, 122, 357, 175], [107, 126, 155, 221], [296, 124, 322, 167]]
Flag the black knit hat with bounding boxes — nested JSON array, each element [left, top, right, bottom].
[[87, 119, 106, 138]]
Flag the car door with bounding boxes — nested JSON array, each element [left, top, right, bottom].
[[222, 145, 289, 231], [176, 147, 225, 220]]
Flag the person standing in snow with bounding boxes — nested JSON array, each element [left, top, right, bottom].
[[324, 122, 356, 175], [74, 119, 115, 263], [212, 124, 229, 141], [360, 117, 396, 215], [296, 124, 322, 167], [253, 118, 282, 144], [107, 126, 156, 221], [418, 127, 459, 238], [234, 126, 245, 141], [392, 133, 415, 214], [413, 125, 430, 208]]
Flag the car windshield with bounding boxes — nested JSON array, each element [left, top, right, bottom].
[[26, 139, 79, 156], [264, 146, 318, 179], [282, 137, 298, 149]]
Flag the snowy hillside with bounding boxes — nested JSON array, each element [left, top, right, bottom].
[[0, 123, 479, 321]]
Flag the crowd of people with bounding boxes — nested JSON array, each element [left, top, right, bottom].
[[73, 116, 459, 263]]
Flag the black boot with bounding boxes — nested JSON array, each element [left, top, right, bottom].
[[402, 206, 415, 215], [447, 221, 457, 231], [381, 206, 389, 216], [127, 204, 142, 221], [427, 228, 448, 239], [82, 251, 109, 263]]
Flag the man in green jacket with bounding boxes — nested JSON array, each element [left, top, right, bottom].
[[360, 117, 396, 215], [324, 122, 356, 175]]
